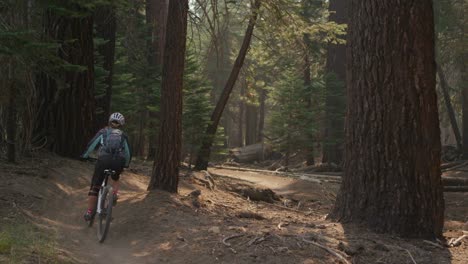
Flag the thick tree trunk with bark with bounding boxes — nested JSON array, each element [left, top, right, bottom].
[[195, 0, 261, 170], [257, 88, 266, 142], [245, 102, 258, 145], [303, 34, 314, 166], [238, 81, 245, 147], [34, 10, 95, 158], [462, 58, 468, 159], [148, 0, 188, 192], [322, 0, 346, 165], [329, 0, 445, 238], [55, 16, 96, 157], [146, 0, 169, 159], [94, 6, 116, 129], [437, 63, 462, 150]]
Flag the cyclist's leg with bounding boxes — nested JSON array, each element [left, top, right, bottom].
[[109, 156, 125, 203], [85, 158, 107, 218]]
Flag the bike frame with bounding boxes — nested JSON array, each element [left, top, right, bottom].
[[96, 169, 114, 215]]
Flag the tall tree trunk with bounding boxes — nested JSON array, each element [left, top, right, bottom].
[[329, 0, 444, 238], [34, 10, 95, 158], [245, 103, 258, 145], [436, 63, 462, 150], [94, 6, 116, 129], [6, 61, 16, 163], [148, 0, 188, 192], [257, 88, 266, 142], [238, 80, 245, 147], [146, 0, 168, 66], [303, 34, 314, 166], [460, 9, 468, 159], [54, 15, 96, 157], [195, 0, 261, 170], [462, 55, 468, 159], [322, 0, 346, 165], [146, 0, 169, 159]]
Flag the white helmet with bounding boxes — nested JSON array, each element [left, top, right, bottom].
[[109, 112, 125, 126]]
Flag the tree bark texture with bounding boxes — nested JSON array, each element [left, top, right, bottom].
[[94, 6, 116, 129], [257, 88, 266, 142], [436, 63, 462, 150], [146, 0, 169, 66], [245, 102, 258, 145], [34, 10, 95, 158], [462, 57, 468, 159], [329, 0, 445, 238], [148, 0, 188, 192], [146, 0, 169, 159], [238, 80, 245, 147], [195, 0, 261, 170], [303, 34, 314, 166], [322, 0, 346, 165]]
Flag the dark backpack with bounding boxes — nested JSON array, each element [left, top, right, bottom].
[[102, 128, 124, 155]]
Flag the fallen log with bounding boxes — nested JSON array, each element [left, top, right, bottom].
[[233, 187, 281, 203], [229, 143, 271, 163], [442, 160, 468, 172], [442, 177, 468, 186], [443, 186, 468, 192], [213, 166, 468, 189], [211, 165, 342, 183], [441, 160, 466, 170]]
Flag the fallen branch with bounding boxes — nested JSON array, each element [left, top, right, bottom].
[[422, 240, 444, 249], [449, 234, 467, 247], [222, 234, 244, 247], [259, 201, 321, 215], [442, 160, 468, 172], [248, 236, 266, 246], [201, 170, 216, 190], [405, 249, 417, 264], [278, 222, 289, 230], [302, 238, 350, 264], [441, 160, 465, 170]]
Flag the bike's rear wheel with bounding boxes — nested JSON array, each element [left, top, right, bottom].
[[97, 187, 113, 243]]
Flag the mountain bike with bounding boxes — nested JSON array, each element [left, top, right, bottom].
[[84, 158, 115, 243]]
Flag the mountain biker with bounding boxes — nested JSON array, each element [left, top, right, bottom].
[[80, 112, 132, 221]]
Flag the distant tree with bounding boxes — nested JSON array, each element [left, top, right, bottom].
[[268, 69, 322, 170], [94, 5, 117, 129], [148, 0, 188, 192], [433, 0, 466, 155], [182, 49, 213, 167], [329, 0, 445, 238], [322, 0, 346, 165], [195, 0, 262, 170]]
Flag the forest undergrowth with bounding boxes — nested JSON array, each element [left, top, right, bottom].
[[0, 152, 466, 264]]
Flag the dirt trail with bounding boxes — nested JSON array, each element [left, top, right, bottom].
[[1, 156, 467, 264]]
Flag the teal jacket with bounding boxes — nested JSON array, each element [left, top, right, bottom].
[[81, 127, 132, 167]]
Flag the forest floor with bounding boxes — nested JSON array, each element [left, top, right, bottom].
[[0, 152, 467, 264]]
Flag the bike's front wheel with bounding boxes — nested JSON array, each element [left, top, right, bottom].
[[97, 187, 113, 243]]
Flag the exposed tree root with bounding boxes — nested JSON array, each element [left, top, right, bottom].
[[302, 237, 350, 264], [222, 234, 244, 247]]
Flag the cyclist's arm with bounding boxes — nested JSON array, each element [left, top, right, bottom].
[[82, 129, 105, 158], [123, 134, 132, 167]]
